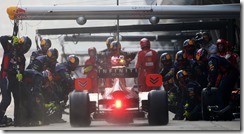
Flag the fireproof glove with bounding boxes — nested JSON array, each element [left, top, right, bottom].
[[16, 73, 23, 81], [84, 65, 93, 74], [12, 36, 19, 45]]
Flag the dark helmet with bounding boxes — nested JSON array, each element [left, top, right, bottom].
[[88, 47, 97, 57], [176, 70, 188, 86], [195, 32, 202, 40], [67, 55, 79, 71], [202, 32, 212, 42], [175, 50, 187, 62], [176, 70, 188, 80], [163, 78, 174, 87], [46, 48, 58, 62], [106, 37, 114, 49], [183, 39, 195, 48], [175, 50, 187, 69], [110, 41, 121, 53], [18, 36, 32, 54], [195, 48, 208, 61], [40, 39, 52, 53], [140, 38, 150, 49], [183, 39, 196, 57], [160, 53, 172, 67]]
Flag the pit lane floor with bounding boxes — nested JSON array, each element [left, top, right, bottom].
[[0, 95, 241, 131]]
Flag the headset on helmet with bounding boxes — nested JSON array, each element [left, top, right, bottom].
[[18, 36, 32, 54], [140, 38, 150, 49], [67, 55, 79, 71], [106, 37, 114, 49], [47, 48, 58, 61]]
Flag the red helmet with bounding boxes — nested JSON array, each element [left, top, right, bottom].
[[216, 38, 227, 46], [88, 47, 97, 57], [140, 38, 150, 49], [216, 38, 227, 52]]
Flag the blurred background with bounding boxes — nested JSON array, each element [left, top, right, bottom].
[[0, 0, 241, 77]]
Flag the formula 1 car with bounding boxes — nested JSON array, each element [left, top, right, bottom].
[[201, 87, 240, 121], [69, 56, 168, 127]]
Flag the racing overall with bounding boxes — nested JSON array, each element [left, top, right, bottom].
[[135, 48, 159, 91], [202, 42, 217, 57], [0, 35, 26, 126], [174, 58, 198, 83], [27, 55, 56, 73], [84, 56, 98, 93], [208, 55, 239, 110], [29, 49, 45, 64], [194, 60, 209, 88], [22, 69, 44, 125], [54, 63, 74, 105], [164, 81, 180, 114], [175, 79, 202, 121], [26, 55, 57, 124]]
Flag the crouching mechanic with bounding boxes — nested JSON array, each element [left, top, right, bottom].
[[53, 55, 79, 121], [174, 70, 202, 121], [206, 53, 239, 120], [25, 48, 59, 124], [21, 69, 45, 126]]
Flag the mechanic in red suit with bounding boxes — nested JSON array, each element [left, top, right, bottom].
[[84, 47, 98, 93], [135, 38, 159, 91]]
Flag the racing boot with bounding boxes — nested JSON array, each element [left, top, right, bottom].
[[0, 116, 14, 127]]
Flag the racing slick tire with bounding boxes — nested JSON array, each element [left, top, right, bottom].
[[69, 91, 91, 127], [201, 87, 218, 121], [148, 86, 169, 125]]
